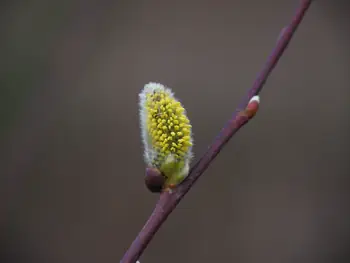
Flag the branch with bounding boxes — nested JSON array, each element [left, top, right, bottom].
[[120, 1, 313, 262]]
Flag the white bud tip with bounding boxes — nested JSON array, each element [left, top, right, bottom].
[[136, 261, 140, 263], [249, 95, 260, 104]]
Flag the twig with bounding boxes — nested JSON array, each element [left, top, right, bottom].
[[120, 1, 313, 262]]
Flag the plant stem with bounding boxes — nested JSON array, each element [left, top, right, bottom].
[[120, 1, 313, 262]]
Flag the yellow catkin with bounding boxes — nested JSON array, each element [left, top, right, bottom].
[[145, 90, 192, 166], [139, 83, 194, 188]]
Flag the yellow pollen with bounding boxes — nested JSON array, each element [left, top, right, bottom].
[[144, 87, 192, 166]]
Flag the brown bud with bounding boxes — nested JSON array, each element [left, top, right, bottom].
[[144, 167, 166, 193], [245, 95, 260, 118]]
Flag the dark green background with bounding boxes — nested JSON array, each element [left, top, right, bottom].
[[1, 1, 349, 262]]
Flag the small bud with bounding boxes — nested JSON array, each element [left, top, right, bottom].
[[245, 95, 260, 118], [144, 167, 165, 193]]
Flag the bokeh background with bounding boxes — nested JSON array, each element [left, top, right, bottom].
[[1, 1, 349, 263]]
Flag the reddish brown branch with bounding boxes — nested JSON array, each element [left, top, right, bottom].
[[120, 1, 313, 262]]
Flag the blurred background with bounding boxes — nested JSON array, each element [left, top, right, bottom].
[[1, 1, 349, 263]]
